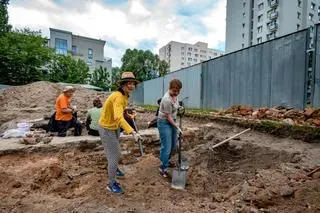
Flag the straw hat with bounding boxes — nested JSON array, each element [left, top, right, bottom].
[[117, 72, 140, 84], [62, 86, 76, 92]]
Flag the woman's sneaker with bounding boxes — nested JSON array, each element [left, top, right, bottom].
[[159, 168, 169, 178], [107, 182, 124, 194], [116, 168, 125, 178]]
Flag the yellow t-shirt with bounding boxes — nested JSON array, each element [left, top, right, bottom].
[[99, 91, 134, 134]]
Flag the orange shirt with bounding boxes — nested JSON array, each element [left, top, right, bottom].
[[55, 94, 72, 121]]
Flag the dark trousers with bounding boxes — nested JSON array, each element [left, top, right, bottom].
[[56, 118, 82, 137], [88, 128, 100, 136]]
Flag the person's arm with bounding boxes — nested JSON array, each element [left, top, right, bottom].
[[59, 98, 73, 114], [113, 97, 134, 134], [160, 99, 177, 128]]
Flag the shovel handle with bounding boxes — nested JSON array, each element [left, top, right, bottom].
[[210, 128, 251, 150]]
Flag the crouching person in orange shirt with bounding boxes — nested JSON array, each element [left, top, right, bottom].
[[55, 86, 82, 137]]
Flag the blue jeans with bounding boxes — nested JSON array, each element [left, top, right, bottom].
[[157, 119, 177, 170]]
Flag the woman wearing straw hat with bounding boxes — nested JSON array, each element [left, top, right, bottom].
[[98, 71, 142, 194]]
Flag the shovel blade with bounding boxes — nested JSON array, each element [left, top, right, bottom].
[[171, 169, 187, 190]]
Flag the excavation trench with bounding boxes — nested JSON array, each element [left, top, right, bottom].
[[0, 118, 320, 213]]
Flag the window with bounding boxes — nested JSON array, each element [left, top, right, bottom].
[[242, 33, 245, 38], [55, 38, 67, 55], [258, 26, 263, 33], [181, 47, 184, 50], [309, 13, 314, 20], [181, 51, 185, 55], [297, 24, 300, 30], [257, 37, 262, 43], [214, 52, 217, 56], [298, 0, 302, 7], [297, 12, 301, 19], [187, 52, 191, 56], [188, 47, 192, 51], [243, 12, 246, 18], [258, 14, 263, 22], [88, 48, 93, 59], [267, 32, 276, 40], [194, 48, 198, 52], [187, 62, 191, 66], [311, 2, 316, 10], [242, 43, 245, 48], [195, 54, 199, 57], [181, 62, 184, 66], [188, 57, 192, 61], [318, 6, 320, 13], [243, 2, 246, 8], [242, 23, 245, 28], [181, 57, 185, 60], [209, 56, 212, 59], [258, 2, 264, 10], [193, 58, 197, 62], [200, 50, 206, 54], [72, 45, 77, 55]]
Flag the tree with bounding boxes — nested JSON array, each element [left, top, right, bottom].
[[0, 0, 11, 36], [120, 49, 169, 82], [45, 54, 90, 84], [0, 29, 53, 85], [90, 66, 111, 90], [110, 67, 121, 90]]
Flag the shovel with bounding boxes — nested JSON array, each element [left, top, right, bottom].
[[171, 132, 188, 190], [131, 118, 144, 156]]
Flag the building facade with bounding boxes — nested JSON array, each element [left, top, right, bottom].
[[159, 41, 224, 72], [226, 0, 320, 53], [49, 28, 111, 71]]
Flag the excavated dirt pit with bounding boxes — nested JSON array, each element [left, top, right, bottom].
[[1, 120, 320, 213]]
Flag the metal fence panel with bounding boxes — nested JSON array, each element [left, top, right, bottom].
[[163, 64, 202, 108], [202, 29, 307, 109], [314, 25, 320, 107], [143, 77, 164, 105], [130, 83, 144, 105]]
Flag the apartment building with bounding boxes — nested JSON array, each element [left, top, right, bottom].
[[226, 0, 320, 53], [49, 28, 111, 72], [159, 41, 224, 72]]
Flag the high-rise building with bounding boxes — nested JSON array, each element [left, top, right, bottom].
[[159, 41, 224, 72], [226, 0, 320, 53]]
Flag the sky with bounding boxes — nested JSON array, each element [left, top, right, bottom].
[[8, 0, 226, 67]]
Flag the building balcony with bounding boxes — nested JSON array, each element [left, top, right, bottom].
[[269, 0, 278, 8], [268, 22, 278, 31], [269, 11, 278, 20]]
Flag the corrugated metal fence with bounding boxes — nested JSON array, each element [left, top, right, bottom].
[[132, 24, 320, 109]]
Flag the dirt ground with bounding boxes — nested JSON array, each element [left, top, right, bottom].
[[1, 118, 320, 213], [1, 82, 320, 212]]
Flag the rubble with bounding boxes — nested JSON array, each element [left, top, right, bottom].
[[219, 105, 320, 127]]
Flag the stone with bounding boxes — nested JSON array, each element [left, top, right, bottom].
[[208, 204, 217, 210], [283, 118, 294, 125], [279, 185, 294, 197], [252, 110, 260, 119], [311, 171, 320, 179], [313, 119, 320, 127], [304, 108, 314, 118], [22, 137, 37, 145]]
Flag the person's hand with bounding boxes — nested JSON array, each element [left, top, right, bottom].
[[132, 131, 142, 142], [72, 105, 77, 112]]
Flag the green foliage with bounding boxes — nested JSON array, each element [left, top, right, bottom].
[[110, 67, 121, 90], [45, 54, 90, 84], [0, 0, 11, 36], [120, 49, 169, 82], [0, 29, 53, 85], [90, 66, 111, 90]]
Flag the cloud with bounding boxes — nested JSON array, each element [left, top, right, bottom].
[[8, 0, 226, 67]]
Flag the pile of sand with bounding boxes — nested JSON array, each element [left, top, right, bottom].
[[0, 81, 110, 131]]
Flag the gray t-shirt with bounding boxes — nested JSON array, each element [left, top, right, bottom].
[[158, 91, 180, 120]]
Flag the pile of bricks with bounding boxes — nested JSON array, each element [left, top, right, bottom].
[[220, 105, 320, 127]]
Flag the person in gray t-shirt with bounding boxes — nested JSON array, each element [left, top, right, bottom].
[[157, 79, 183, 178]]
